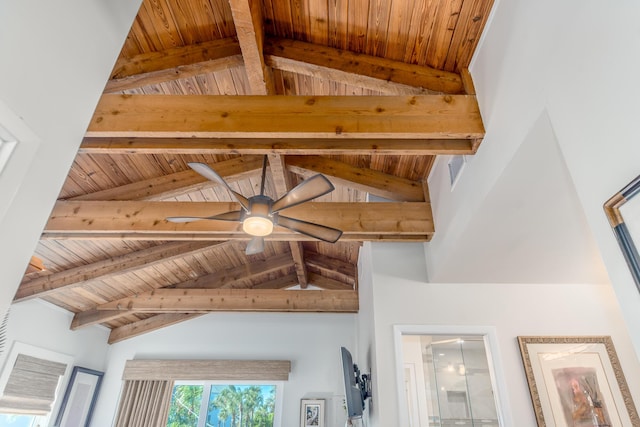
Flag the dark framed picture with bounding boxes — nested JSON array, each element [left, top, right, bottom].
[[604, 174, 640, 291], [518, 336, 639, 427], [54, 366, 104, 427], [300, 399, 325, 427]]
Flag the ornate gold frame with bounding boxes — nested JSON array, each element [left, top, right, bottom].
[[518, 336, 639, 426]]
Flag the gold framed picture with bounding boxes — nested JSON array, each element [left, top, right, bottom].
[[518, 336, 639, 426]]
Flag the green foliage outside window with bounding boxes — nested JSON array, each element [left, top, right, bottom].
[[166, 384, 276, 427], [167, 385, 204, 427]]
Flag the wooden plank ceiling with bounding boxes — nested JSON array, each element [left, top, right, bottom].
[[18, 0, 493, 344]]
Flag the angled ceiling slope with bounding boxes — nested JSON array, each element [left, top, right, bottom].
[[17, 0, 492, 343]]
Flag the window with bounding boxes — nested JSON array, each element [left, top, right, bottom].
[[114, 359, 290, 427], [0, 343, 73, 427], [166, 382, 282, 427], [0, 414, 45, 427]]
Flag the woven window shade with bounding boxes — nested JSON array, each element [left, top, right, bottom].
[[122, 359, 291, 381], [0, 354, 67, 415]]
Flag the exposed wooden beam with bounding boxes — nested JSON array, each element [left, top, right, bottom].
[[308, 273, 353, 291], [305, 254, 356, 286], [460, 68, 477, 96], [268, 55, 427, 95], [286, 156, 425, 202], [252, 273, 298, 289], [71, 253, 293, 330], [174, 253, 293, 289], [14, 242, 218, 302], [108, 313, 203, 344], [70, 309, 127, 330], [86, 95, 484, 140], [69, 156, 263, 201], [268, 154, 308, 288], [105, 38, 243, 93], [44, 201, 434, 241], [80, 137, 476, 156], [98, 289, 359, 313], [264, 37, 464, 94], [228, 0, 274, 95]]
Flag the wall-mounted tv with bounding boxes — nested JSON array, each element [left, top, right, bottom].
[[340, 346, 371, 420]]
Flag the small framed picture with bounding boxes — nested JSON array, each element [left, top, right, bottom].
[[54, 366, 104, 427], [300, 399, 325, 427]]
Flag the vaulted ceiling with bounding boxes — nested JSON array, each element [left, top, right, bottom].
[[17, 0, 492, 343]]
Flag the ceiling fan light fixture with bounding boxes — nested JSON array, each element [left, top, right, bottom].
[[242, 195, 274, 237], [243, 215, 273, 237]]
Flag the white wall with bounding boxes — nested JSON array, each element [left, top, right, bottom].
[[356, 243, 378, 426], [427, 111, 607, 284], [91, 312, 355, 427], [467, 0, 640, 351], [0, 301, 110, 372], [0, 0, 143, 325], [0, 301, 110, 426], [369, 243, 640, 427]]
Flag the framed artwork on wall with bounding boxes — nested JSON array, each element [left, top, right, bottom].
[[517, 336, 639, 427], [300, 399, 325, 427], [604, 174, 640, 291], [54, 366, 104, 427]]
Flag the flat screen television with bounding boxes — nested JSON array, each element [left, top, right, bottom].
[[340, 346, 370, 419]]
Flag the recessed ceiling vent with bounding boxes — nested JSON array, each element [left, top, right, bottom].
[[0, 126, 17, 176], [448, 155, 466, 189]]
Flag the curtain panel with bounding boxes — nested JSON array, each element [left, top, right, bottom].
[[113, 379, 173, 427]]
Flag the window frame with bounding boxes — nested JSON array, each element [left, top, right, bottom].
[[169, 380, 284, 427]]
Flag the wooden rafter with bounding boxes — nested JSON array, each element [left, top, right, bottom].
[[228, 0, 274, 95], [264, 37, 464, 94], [43, 201, 434, 241], [14, 242, 219, 302], [98, 289, 359, 313], [80, 137, 477, 156], [173, 253, 293, 289], [105, 38, 243, 93], [286, 156, 425, 202], [108, 313, 203, 344], [305, 253, 356, 286], [86, 95, 484, 140], [267, 154, 309, 288], [102, 37, 466, 95], [308, 273, 354, 291], [69, 156, 263, 201], [70, 253, 295, 330]]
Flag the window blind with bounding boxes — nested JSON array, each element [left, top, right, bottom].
[[0, 354, 67, 415]]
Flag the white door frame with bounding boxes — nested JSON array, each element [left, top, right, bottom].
[[393, 324, 513, 427]]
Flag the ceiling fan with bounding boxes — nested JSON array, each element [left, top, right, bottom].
[[166, 156, 343, 255]]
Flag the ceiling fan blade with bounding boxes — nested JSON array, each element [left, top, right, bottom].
[[188, 162, 250, 211], [166, 210, 243, 223], [271, 174, 334, 213], [245, 237, 265, 255], [277, 215, 342, 243]]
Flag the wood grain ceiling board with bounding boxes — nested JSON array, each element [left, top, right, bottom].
[[16, 0, 493, 341], [264, 0, 493, 72], [121, 0, 237, 57]]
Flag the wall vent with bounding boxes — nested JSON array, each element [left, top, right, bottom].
[[448, 155, 466, 189]]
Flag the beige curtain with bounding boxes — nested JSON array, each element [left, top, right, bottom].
[[113, 380, 173, 427]]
